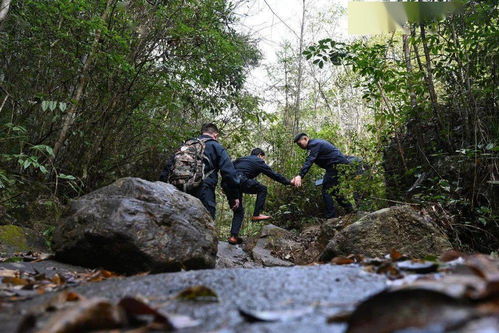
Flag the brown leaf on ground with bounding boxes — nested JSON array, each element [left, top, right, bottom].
[[2, 276, 30, 286], [465, 254, 499, 298], [0, 268, 19, 278], [37, 298, 126, 333], [327, 310, 352, 323], [347, 254, 365, 262], [1, 267, 121, 303], [395, 274, 487, 299], [175, 285, 218, 302], [440, 249, 463, 262], [345, 288, 476, 333], [376, 263, 403, 280], [50, 274, 64, 285], [118, 297, 173, 329], [118, 296, 200, 330], [389, 249, 402, 261], [331, 256, 354, 265], [0, 252, 51, 263], [43, 290, 83, 311]]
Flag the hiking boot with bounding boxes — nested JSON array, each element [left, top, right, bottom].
[[251, 214, 271, 221], [228, 236, 243, 245]]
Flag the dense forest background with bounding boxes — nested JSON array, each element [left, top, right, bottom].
[[0, 0, 497, 252]]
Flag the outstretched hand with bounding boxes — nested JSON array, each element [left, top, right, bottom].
[[291, 175, 302, 187], [231, 199, 240, 211]]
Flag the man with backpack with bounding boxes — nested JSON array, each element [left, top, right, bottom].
[[223, 148, 292, 245], [291, 133, 353, 219], [160, 123, 240, 219]]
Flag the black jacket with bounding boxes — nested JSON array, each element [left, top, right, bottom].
[[299, 139, 350, 178], [160, 135, 239, 192], [233, 155, 290, 185]]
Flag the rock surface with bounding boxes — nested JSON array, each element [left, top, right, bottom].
[[320, 205, 453, 261], [217, 241, 261, 268], [52, 177, 217, 274], [0, 225, 48, 254], [251, 224, 298, 267], [0, 264, 387, 333]]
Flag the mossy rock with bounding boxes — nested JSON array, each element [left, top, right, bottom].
[[0, 225, 48, 255], [320, 205, 453, 261]]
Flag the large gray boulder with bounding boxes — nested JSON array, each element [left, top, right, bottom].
[[320, 205, 452, 261], [52, 178, 217, 274]]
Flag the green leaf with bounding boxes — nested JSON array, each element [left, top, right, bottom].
[[31, 145, 54, 157], [41, 100, 49, 111], [39, 165, 48, 174], [49, 101, 58, 111], [58, 173, 76, 180], [59, 102, 67, 112]]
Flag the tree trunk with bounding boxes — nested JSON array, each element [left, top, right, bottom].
[[402, 34, 417, 110], [411, 26, 452, 153], [293, 0, 306, 133], [51, 0, 114, 161], [0, 0, 12, 25]]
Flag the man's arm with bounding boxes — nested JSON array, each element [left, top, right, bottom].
[[159, 155, 174, 182], [299, 143, 320, 178], [215, 144, 240, 198], [258, 160, 291, 185]]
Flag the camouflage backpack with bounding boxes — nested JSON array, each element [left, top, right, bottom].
[[168, 138, 214, 192]]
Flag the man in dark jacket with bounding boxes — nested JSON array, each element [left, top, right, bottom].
[[160, 123, 240, 219], [223, 148, 292, 244], [291, 133, 353, 219]]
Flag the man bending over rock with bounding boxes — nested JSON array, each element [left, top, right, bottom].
[[291, 133, 353, 219], [223, 148, 293, 245], [160, 123, 240, 219]]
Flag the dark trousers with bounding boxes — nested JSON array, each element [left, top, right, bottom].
[[190, 183, 216, 219], [224, 178, 267, 236], [323, 168, 353, 219]]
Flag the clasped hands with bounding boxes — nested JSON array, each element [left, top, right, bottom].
[[230, 176, 301, 212], [290, 175, 302, 187]]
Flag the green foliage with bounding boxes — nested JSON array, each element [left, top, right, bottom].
[[0, 0, 260, 226], [305, 0, 498, 251]]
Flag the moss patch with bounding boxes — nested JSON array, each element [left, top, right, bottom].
[[0, 225, 29, 252]]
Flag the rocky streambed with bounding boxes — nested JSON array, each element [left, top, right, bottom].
[[1, 178, 498, 332]]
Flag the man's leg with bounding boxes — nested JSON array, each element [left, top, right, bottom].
[[230, 195, 244, 236], [242, 179, 268, 217], [191, 184, 216, 219], [326, 169, 354, 215], [332, 186, 354, 213], [322, 171, 337, 219]]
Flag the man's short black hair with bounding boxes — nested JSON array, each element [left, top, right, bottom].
[[251, 148, 265, 156], [201, 123, 219, 135], [293, 132, 308, 143]]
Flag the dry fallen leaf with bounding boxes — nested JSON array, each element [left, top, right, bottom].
[[2, 276, 30, 286], [345, 288, 476, 333], [118, 297, 173, 329], [376, 263, 403, 280], [37, 298, 126, 333], [175, 285, 218, 302], [440, 249, 463, 262], [0, 269, 19, 278], [389, 248, 403, 261], [331, 256, 354, 265]]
